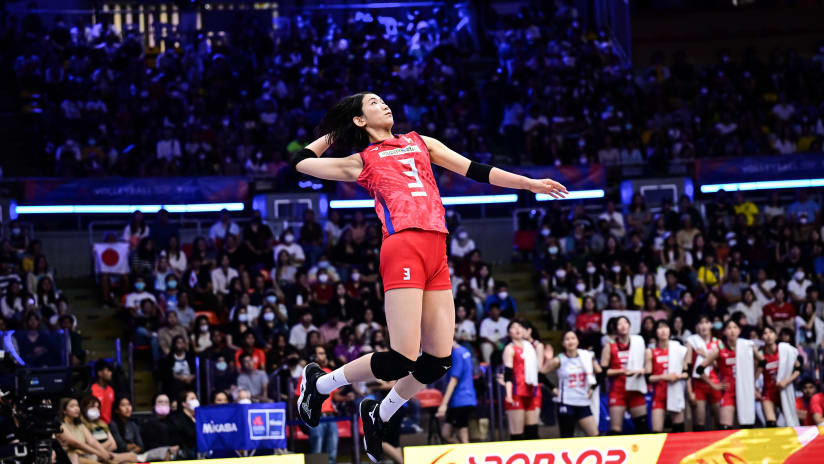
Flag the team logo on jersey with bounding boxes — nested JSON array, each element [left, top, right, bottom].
[[379, 144, 421, 158]]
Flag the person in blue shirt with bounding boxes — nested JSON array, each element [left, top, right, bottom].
[[660, 270, 686, 312], [436, 340, 478, 443], [484, 281, 517, 318]]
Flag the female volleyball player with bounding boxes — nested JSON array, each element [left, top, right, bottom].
[[694, 319, 760, 429], [292, 92, 567, 461], [544, 330, 601, 438], [502, 320, 543, 440], [645, 320, 688, 433], [757, 325, 801, 427], [600, 316, 649, 434], [687, 315, 722, 431]]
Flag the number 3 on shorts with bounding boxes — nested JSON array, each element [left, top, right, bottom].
[[403, 267, 411, 281]]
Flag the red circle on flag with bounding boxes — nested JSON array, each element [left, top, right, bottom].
[[101, 248, 120, 266]]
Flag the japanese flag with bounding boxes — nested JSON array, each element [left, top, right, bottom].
[[93, 243, 130, 274]]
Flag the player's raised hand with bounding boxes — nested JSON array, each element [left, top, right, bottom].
[[526, 178, 568, 198]]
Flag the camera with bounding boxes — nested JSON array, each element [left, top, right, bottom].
[[0, 366, 90, 464]]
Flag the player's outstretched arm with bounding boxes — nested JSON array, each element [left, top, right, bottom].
[[291, 134, 363, 182], [422, 135, 567, 198]]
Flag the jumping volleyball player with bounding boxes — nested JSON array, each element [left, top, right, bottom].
[[291, 92, 568, 461]]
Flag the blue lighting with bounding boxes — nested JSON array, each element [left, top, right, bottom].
[[535, 189, 605, 201], [329, 194, 520, 209], [15, 203, 245, 214], [700, 178, 824, 193]]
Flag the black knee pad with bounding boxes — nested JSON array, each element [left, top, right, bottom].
[[509, 433, 523, 441], [524, 424, 539, 439], [412, 352, 452, 384], [671, 423, 685, 433], [766, 420, 776, 428], [693, 425, 706, 432], [371, 349, 416, 381], [631, 415, 649, 434]]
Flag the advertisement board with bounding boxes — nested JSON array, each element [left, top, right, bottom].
[[150, 456, 303, 464], [404, 426, 824, 463], [195, 403, 287, 453]]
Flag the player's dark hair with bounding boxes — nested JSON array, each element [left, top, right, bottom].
[[316, 92, 372, 152]]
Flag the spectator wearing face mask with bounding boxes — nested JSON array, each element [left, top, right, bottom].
[[484, 282, 517, 319], [191, 315, 213, 354], [157, 311, 188, 359], [123, 277, 155, 311], [308, 255, 340, 283], [235, 388, 253, 404], [168, 390, 199, 459], [788, 269, 812, 304], [211, 353, 238, 394], [140, 394, 179, 455], [450, 228, 476, 259], [273, 229, 305, 266], [80, 395, 139, 464], [160, 335, 195, 400]]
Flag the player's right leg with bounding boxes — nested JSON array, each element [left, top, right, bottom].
[[298, 288, 422, 429]]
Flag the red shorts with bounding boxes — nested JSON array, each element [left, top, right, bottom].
[[609, 384, 646, 409], [692, 378, 722, 404], [762, 386, 780, 405], [651, 382, 667, 410], [380, 229, 451, 291], [506, 391, 542, 411]]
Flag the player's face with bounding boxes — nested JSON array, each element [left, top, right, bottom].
[[359, 93, 393, 129], [697, 319, 711, 336], [508, 323, 523, 340], [562, 332, 578, 351], [656, 324, 670, 341], [616, 318, 629, 336], [762, 328, 776, 345], [724, 322, 740, 341]]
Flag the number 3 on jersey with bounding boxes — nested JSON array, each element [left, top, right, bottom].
[[399, 158, 427, 197]]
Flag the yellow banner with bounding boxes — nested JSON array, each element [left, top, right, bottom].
[[150, 455, 304, 464], [404, 435, 668, 464]]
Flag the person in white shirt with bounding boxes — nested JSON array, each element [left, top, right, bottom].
[[273, 229, 305, 265], [208, 209, 240, 245], [731, 288, 763, 327], [289, 311, 319, 350], [598, 201, 626, 239], [750, 269, 776, 307], [788, 270, 812, 303], [771, 95, 795, 121], [479, 304, 510, 363], [124, 277, 157, 310], [324, 211, 344, 247], [450, 229, 476, 258], [454, 305, 477, 345], [210, 254, 239, 295]]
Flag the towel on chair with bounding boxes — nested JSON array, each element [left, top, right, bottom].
[[579, 349, 600, 424], [666, 340, 688, 413], [625, 335, 647, 393], [521, 341, 539, 387], [777, 342, 799, 427], [688, 334, 712, 378], [735, 338, 756, 425]]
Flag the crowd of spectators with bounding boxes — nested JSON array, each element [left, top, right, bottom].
[[535, 190, 824, 359], [0, 220, 85, 366], [5, 2, 824, 179]]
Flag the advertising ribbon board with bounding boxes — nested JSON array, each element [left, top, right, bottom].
[[195, 403, 287, 453]]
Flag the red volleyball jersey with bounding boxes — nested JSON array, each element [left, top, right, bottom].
[[651, 347, 669, 376], [762, 349, 779, 390], [511, 342, 539, 398], [609, 340, 631, 390], [692, 336, 720, 382], [356, 131, 448, 239], [717, 342, 737, 383]]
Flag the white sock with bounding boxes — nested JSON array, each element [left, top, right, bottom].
[[315, 366, 349, 395], [379, 387, 408, 423]]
